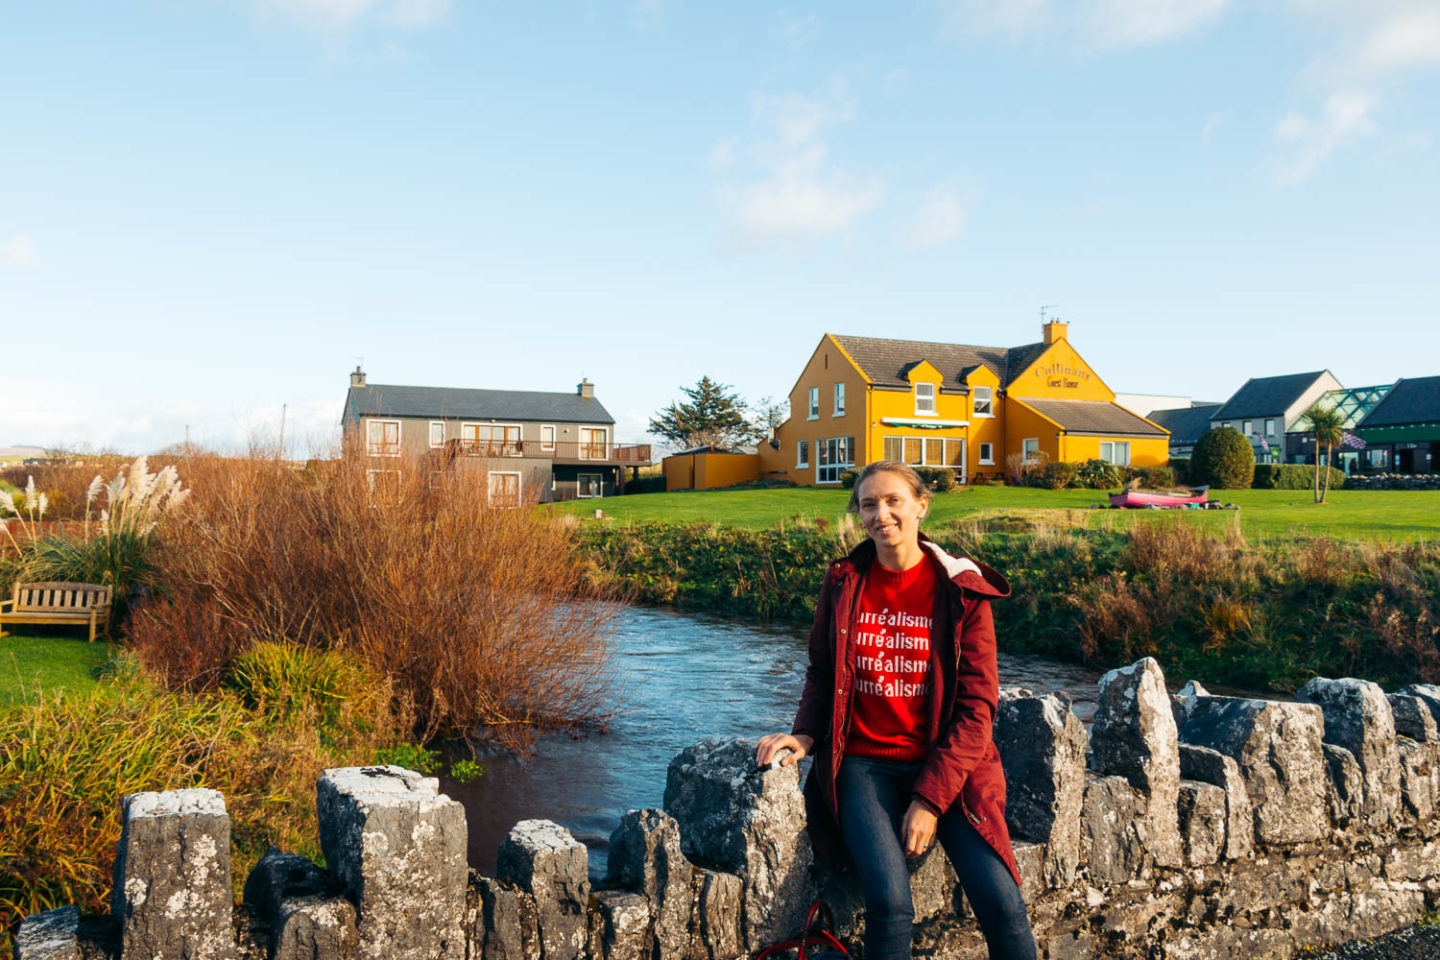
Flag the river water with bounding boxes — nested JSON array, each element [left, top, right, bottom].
[[441, 605, 1110, 879]]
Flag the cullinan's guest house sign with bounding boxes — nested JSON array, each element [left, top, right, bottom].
[[1034, 361, 1093, 390]]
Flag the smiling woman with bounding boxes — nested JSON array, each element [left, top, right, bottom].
[[757, 460, 1039, 960]]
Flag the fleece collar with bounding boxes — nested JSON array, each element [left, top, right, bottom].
[[834, 531, 1011, 599]]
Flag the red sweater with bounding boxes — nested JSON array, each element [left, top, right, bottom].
[[844, 559, 936, 762]]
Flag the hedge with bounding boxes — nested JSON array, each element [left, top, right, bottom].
[[1253, 463, 1346, 491]]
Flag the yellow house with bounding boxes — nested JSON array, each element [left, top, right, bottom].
[[758, 322, 1169, 485]]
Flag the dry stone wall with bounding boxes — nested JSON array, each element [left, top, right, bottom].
[[17, 660, 1440, 960]]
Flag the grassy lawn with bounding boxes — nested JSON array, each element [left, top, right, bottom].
[[549, 485, 1440, 541], [0, 632, 119, 711]]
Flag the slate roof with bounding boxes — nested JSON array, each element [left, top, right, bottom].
[[346, 384, 615, 424], [1212, 372, 1332, 421], [1357, 376, 1440, 428], [1149, 404, 1224, 445], [831, 335, 1049, 390], [1018, 399, 1168, 437]]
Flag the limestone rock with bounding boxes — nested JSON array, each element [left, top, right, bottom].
[[993, 692, 1087, 888], [1396, 739, 1438, 827], [592, 891, 650, 960], [470, 875, 533, 960], [15, 905, 80, 960], [1297, 677, 1401, 830], [1171, 680, 1211, 729], [243, 848, 356, 960], [497, 820, 591, 960], [112, 788, 237, 960], [908, 843, 958, 922], [1176, 696, 1328, 845], [1177, 780, 1226, 866], [693, 870, 743, 960], [1089, 657, 1182, 867], [1323, 743, 1365, 827], [1388, 694, 1439, 742], [1079, 774, 1148, 885], [1177, 744, 1252, 860], [317, 765, 467, 960], [607, 810, 693, 960], [1401, 684, 1440, 727], [663, 738, 813, 950]]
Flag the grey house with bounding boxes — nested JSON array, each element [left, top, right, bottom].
[[1148, 403, 1223, 458], [340, 367, 651, 502], [1209, 371, 1343, 464]]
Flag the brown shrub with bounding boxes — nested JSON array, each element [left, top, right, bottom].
[[127, 451, 616, 751]]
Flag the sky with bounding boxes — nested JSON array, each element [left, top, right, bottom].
[[3, 0, 1439, 455]]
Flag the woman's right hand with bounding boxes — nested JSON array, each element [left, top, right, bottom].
[[756, 733, 814, 769]]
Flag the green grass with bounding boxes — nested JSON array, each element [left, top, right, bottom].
[[0, 633, 119, 711], [550, 486, 1440, 540]]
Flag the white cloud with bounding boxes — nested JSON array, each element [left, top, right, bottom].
[[909, 184, 967, 248], [0, 235, 38, 268], [1272, 90, 1378, 184], [716, 83, 884, 242], [1356, 6, 1440, 73], [772, 9, 820, 48], [1201, 112, 1221, 143], [936, 0, 1229, 49]]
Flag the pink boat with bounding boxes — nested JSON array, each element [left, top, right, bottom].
[[1108, 487, 1210, 509]]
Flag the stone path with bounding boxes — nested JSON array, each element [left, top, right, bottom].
[[1308, 923, 1440, 959]]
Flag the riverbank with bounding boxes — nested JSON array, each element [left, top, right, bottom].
[[579, 516, 1440, 693]]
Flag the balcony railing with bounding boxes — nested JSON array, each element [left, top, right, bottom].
[[438, 439, 652, 464]]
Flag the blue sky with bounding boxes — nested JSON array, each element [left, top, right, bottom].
[[3, 0, 1438, 454]]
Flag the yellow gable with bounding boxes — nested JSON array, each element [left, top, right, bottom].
[[903, 359, 943, 384], [1005, 339, 1115, 402]]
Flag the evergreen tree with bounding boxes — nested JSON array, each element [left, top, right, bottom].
[[648, 377, 757, 450], [1299, 404, 1346, 504]]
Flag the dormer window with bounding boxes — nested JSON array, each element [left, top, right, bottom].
[[914, 382, 936, 416], [972, 386, 994, 418]]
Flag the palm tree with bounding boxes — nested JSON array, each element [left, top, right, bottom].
[[1299, 404, 1346, 504]]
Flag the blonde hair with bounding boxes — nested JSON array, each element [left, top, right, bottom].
[[847, 460, 930, 513]]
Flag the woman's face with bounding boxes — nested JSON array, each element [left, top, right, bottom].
[[856, 470, 928, 552]]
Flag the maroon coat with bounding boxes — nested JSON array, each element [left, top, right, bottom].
[[790, 534, 1023, 888]]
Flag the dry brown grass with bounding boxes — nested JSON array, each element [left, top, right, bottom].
[[127, 450, 617, 751]]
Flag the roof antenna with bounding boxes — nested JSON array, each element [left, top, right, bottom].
[[1040, 305, 1058, 324]]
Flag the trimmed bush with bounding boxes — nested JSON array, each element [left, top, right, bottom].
[[914, 466, 958, 492], [622, 475, 667, 495], [1038, 461, 1075, 490], [1253, 463, 1346, 491], [1169, 458, 1191, 485], [1073, 459, 1124, 490], [1191, 427, 1255, 489], [839, 469, 859, 489], [1124, 465, 1175, 489]]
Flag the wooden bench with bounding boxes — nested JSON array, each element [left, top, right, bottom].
[[0, 581, 114, 643]]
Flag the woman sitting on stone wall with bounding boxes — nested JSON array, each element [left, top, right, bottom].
[[756, 460, 1038, 960]]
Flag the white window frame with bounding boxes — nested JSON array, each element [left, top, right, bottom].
[[428, 420, 445, 448], [578, 426, 608, 460], [881, 435, 965, 469], [807, 387, 819, 420], [979, 442, 995, 465], [1022, 438, 1040, 462], [816, 436, 854, 484], [540, 424, 556, 452], [366, 467, 401, 492], [914, 382, 937, 416], [1242, 420, 1253, 435], [796, 439, 810, 469], [366, 419, 402, 457], [972, 386, 994, 418], [1099, 441, 1131, 466], [1265, 419, 1276, 436], [461, 421, 524, 457], [577, 473, 604, 498], [833, 382, 845, 416], [488, 471, 522, 507]]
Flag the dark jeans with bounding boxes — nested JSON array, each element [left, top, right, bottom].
[[835, 756, 1037, 960]]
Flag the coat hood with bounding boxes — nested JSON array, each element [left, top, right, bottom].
[[833, 532, 1011, 599]]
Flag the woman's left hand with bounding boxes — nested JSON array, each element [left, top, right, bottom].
[[902, 801, 938, 858]]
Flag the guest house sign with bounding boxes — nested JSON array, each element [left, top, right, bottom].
[[1034, 361, 1093, 391]]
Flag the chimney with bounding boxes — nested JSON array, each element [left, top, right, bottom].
[[351, 365, 367, 388], [577, 378, 595, 398], [1043, 320, 1068, 345]]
